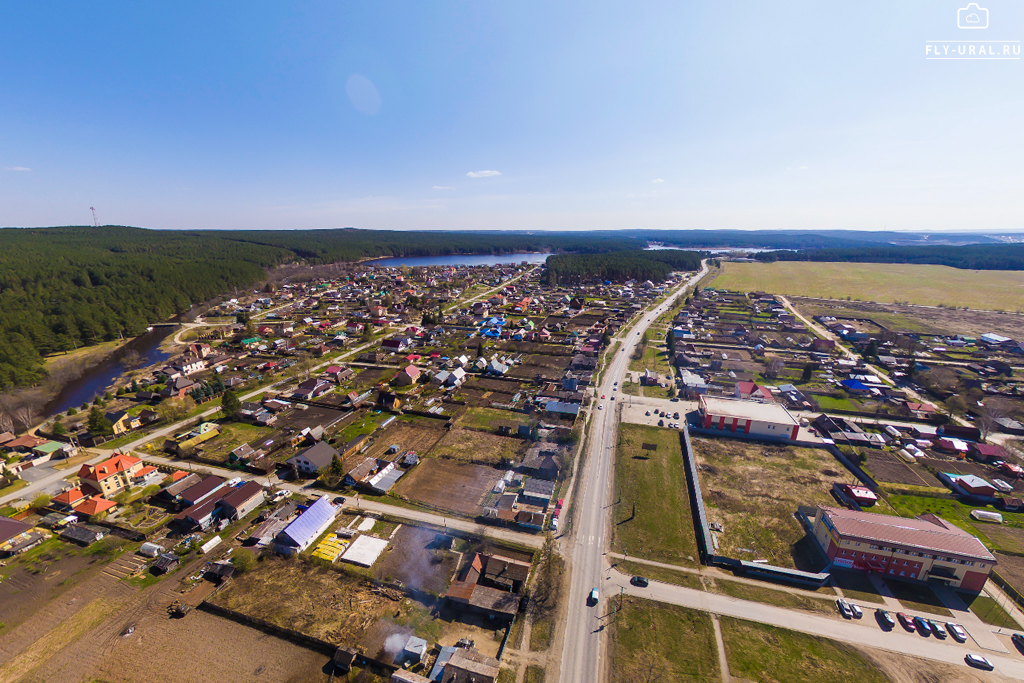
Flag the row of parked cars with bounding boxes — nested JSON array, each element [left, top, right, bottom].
[[836, 599, 996, 671]]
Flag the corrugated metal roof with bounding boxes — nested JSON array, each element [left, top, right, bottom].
[[821, 506, 995, 561], [279, 496, 336, 548]]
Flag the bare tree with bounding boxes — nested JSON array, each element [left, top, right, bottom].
[[765, 357, 785, 379], [619, 649, 667, 683], [978, 403, 1006, 442], [13, 405, 36, 432]]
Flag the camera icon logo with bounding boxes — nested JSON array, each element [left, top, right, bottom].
[[958, 3, 989, 29]]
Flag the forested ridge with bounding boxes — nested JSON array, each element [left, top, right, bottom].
[[753, 244, 1024, 270], [542, 249, 704, 285]]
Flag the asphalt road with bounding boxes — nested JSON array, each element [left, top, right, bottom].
[[607, 568, 1024, 679], [558, 266, 707, 683]]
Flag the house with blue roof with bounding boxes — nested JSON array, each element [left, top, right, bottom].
[[273, 496, 337, 556], [839, 379, 872, 395]]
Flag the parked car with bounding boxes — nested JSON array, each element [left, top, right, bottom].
[[965, 654, 994, 671], [929, 620, 946, 638], [556, 498, 564, 509], [588, 587, 599, 605], [875, 609, 895, 628], [645, 410, 651, 416], [1012, 632, 1024, 650], [550, 517, 558, 531], [836, 599, 852, 619], [897, 612, 916, 632], [673, 412, 680, 419], [849, 603, 862, 619], [333, 496, 347, 505], [658, 420, 664, 427], [913, 616, 931, 635], [630, 576, 650, 588], [946, 622, 967, 642]]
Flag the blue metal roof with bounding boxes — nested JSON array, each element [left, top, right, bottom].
[[429, 646, 457, 681]]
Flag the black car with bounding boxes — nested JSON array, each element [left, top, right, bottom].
[[1013, 632, 1024, 650], [875, 609, 895, 629], [630, 576, 650, 588]]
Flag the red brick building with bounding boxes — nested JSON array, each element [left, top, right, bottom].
[[812, 505, 995, 593]]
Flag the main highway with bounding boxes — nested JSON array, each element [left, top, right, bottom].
[[558, 263, 708, 683]]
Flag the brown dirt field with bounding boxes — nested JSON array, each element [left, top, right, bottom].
[[691, 436, 845, 569], [428, 428, 528, 465], [361, 421, 447, 461], [468, 376, 523, 394], [393, 459, 501, 516], [861, 646, 1015, 683], [507, 363, 562, 382], [994, 552, 1024, 595], [0, 538, 120, 636], [210, 555, 402, 644], [793, 296, 1024, 338], [373, 526, 459, 596], [865, 452, 936, 487]]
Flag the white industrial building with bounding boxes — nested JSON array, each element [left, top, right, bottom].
[[697, 396, 801, 440]]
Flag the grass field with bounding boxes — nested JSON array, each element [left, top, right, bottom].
[[713, 261, 1024, 311], [690, 436, 842, 569], [610, 597, 719, 683], [886, 494, 1024, 554], [612, 424, 699, 565], [960, 593, 1023, 629], [720, 616, 887, 683]]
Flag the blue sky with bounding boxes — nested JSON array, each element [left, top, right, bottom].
[[1, 1, 1022, 232]]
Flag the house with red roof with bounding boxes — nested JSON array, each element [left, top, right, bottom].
[[395, 365, 422, 387], [734, 381, 773, 402], [79, 453, 143, 497]]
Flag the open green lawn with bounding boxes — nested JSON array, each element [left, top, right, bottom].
[[611, 598, 719, 683], [460, 406, 536, 432], [612, 424, 699, 565], [200, 422, 274, 462], [960, 593, 1023, 629], [720, 616, 888, 683], [713, 261, 1024, 311]]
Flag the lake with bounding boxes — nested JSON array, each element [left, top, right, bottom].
[[366, 252, 550, 268], [44, 326, 175, 416]]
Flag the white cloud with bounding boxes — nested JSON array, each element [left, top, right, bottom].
[[3, 166, 31, 172], [432, 185, 455, 190], [345, 74, 382, 115], [785, 165, 809, 171], [466, 170, 501, 178], [651, 178, 664, 184]]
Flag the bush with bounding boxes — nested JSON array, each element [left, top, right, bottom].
[[230, 549, 258, 573]]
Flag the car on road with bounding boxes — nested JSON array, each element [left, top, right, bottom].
[[598, 405, 603, 410], [1012, 632, 1024, 650], [875, 609, 895, 628], [849, 603, 862, 619], [896, 612, 916, 632], [333, 496, 346, 505], [630, 576, 650, 588], [670, 397, 679, 402], [946, 622, 967, 642], [965, 654, 994, 671], [601, 394, 606, 399], [929, 620, 947, 638], [550, 517, 558, 531], [557, 498, 564, 509], [836, 599, 852, 619], [913, 616, 931, 635], [611, 396, 615, 401], [588, 587, 599, 605]]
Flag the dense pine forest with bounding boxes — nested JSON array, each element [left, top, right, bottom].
[[753, 243, 1024, 270], [542, 249, 704, 285]]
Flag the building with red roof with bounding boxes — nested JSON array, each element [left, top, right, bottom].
[[78, 453, 143, 497], [812, 505, 995, 592]]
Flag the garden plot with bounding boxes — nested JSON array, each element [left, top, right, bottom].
[[428, 428, 528, 465], [392, 459, 502, 516]]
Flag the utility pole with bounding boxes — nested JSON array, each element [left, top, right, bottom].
[[90, 206, 99, 227]]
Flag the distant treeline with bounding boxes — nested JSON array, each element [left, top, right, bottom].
[[542, 249, 703, 285], [753, 244, 1024, 270]]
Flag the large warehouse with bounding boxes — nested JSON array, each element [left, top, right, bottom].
[[812, 505, 996, 593], [697, 396, 800, 440]]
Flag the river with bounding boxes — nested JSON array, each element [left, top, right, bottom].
[[43, 326, 176, 417], [365, 252, 550, 268]]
